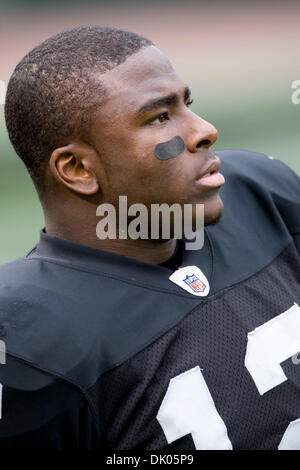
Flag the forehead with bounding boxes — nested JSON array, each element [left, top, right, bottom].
[[97, 46, 185, 114]]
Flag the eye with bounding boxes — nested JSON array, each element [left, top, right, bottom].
[[151, 112, 169, 125], [186, 98, 194, 107]]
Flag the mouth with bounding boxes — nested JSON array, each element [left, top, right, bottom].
[[195, 157, 225, 188]]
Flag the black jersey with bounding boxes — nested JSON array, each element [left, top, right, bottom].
[[0, 150, 299, 450]]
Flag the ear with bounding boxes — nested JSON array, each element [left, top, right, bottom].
[[49, 142, 100, 195]]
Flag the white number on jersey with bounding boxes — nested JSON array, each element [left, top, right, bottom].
[[245, 303, 300, 395], [157, 365, 232, 450], [157, 303, 300, 450]]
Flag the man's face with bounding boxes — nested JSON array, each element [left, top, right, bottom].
[[90, 45, 224, 225]]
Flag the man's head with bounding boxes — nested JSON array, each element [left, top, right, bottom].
[[5, 26, 224, 245], [5, 26, 152, 193]]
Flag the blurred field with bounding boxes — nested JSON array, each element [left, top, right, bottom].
[[0, 1, 299, 263]]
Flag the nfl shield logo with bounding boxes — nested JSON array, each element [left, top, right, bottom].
[[183, 274, 206, 293], [169, 265, 210, 296]]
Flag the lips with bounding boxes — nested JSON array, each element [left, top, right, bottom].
[[195, 156, 225, 188], [197, 157, 221, 180]]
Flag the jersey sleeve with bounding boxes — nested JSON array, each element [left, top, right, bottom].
[[0, 354, 99, 449], [262, 156, 300, 255], [218, 150, 300, 254], [265, 156, 300, 238]]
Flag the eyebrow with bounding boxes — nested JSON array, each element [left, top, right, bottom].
[[136, 86, 191, 117]]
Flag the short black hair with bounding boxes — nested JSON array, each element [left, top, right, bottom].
[[5, 26, 153, 193]]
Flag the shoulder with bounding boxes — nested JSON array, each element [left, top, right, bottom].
[[205, 149, 300, 289], [216, 149, 300, 200], [0, 353, 98, 448], [0, 254, 160, 390], [0, 256, 90, 386]]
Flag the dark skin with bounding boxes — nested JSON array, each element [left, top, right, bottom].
[[43, 46, 224, 264]]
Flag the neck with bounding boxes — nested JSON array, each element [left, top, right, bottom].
[[42, 188, 177, 264], [44, 218, 177, 265]]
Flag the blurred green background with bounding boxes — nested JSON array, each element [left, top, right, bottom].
[[0, 0, 299, 263]]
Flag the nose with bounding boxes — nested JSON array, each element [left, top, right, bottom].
[[186, 114, 218, 152]]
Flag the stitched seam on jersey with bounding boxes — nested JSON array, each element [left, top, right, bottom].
[[204, 228, 215, 284], [22, 256, 199, 299], [25, 246, 37, 257], [2, 350, 101, 433], [2, 311, 201, 393], [3, 350, 89, 391], [206, 239, 299, 297]]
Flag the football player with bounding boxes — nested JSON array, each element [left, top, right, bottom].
[[0, 26, 299, 449]]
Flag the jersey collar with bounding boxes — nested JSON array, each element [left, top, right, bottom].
[[27, 228, 214, 296]]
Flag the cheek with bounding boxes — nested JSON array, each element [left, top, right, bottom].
[[98, 133, 189, 199]]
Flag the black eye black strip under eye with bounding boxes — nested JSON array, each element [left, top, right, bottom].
[[154, 136, 185, 160]]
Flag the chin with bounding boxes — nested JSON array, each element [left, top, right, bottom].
[[204, 196, 224, 226]]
